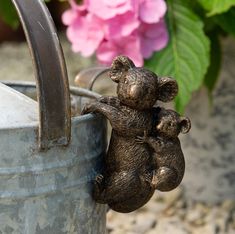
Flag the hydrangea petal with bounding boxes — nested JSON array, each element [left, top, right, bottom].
[[103, 0, 127, 7], [63, 0, 169, 65], [104, 12, 139, 39], [97, 41, 119, 64], [62, 0, 88, 26], [62, 9, 77, 25], [140, 20, 169, 58], [97, 35, 143, 66], [87, 0, 135, 20], [123, 40, 143, 66], [139, 0, 167, 23], [140, 38, 154, 58], [67, 14, 105, 57]]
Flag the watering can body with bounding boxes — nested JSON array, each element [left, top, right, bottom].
[[0, 1, 107, 233]]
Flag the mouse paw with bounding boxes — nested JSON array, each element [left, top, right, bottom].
[[150, 171, 159, 189], [135, 136, 145, 144], [93, 175, 107, 203], [136, 131, 148, 144], [95, 174, 104, 183], [81, 103, 96, 115], [97, 96, 108, 103]]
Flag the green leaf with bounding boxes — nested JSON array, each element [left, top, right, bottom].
[[204, 31, 221, 93], [214, 7, 235, 37], [197, 0, 235, 16], [145, 0, 210, 113], [0, 0, 19, 29]]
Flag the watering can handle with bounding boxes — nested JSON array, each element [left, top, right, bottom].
[[12, 0, 71, 150]]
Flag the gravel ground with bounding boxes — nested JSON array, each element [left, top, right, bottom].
[[0, 34, 235, 234], [107, 187, 235, 234]]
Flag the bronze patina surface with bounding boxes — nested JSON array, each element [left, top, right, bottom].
[[136, 108, 191, 192], [82, 56, 191, 213]]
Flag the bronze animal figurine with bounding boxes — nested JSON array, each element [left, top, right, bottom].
[[136, 108, 191, 192], [82, 55, 179, 213]]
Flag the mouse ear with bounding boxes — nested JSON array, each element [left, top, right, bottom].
[[180, 117, 191, 134], [109, 56, 135, 83], [157, 77, 178, 102]]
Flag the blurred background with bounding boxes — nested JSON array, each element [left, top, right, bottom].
[[0, 1, 235, 234]]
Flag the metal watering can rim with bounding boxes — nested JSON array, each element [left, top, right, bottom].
[[11, 0, 74, 150], [1, 80, 102, 130]]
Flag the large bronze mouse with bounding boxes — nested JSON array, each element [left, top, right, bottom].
[[82, 56, 180, 213]]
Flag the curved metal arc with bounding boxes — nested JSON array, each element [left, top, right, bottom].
[[2, 80, 102, 100], [11, 0, 71, 150], [75, 67, 110, 91]]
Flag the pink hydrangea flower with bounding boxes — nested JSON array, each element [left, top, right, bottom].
[[140, 20, 169, 58], [67, 13, 105, 57], [104, 12, 140, 39], [86, 0, 136, 20], [62, 0, 87, 25], [97, 35, 143, 66], [62, 0, 169, 66], [139, 0, 167, 23]]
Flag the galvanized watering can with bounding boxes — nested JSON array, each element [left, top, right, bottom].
[[0, 0, 107, 233]]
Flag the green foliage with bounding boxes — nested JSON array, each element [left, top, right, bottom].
[[146, 0, 210, 113], [214, 7, 235, 37], [204, 31, 221, 93], [198, 0, 235, 16], [0, 0, 19, 29], [146, 0, 235, 112], [0, 0, 65, 28]]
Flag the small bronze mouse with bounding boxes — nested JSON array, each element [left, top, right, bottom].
[[136, 108, 191, 192], [82, 56, 179, 213]]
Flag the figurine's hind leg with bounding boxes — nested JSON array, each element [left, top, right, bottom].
[[139, 171, 154, 187], [152, 166, 178, 191], [94, 171, 141, 204], [92, 174, 108, 204], [92, 173, 129, 203]]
